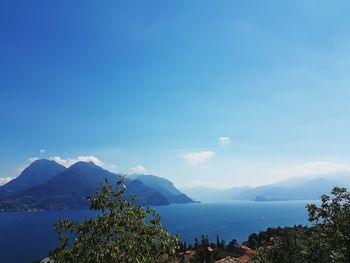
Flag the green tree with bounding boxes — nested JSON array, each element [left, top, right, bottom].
[[255, 228, 308, 263], [49, 177, 179, 263], [252, 187, 350, 263], [306, 187, 350, 262]]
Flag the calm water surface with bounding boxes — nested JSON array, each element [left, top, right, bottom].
[[0, 201, 313, 263]]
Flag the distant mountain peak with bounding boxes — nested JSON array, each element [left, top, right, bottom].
[[1, 159, 66, 192], [69, 161, 98, 168], [31, 158, 58, 165], [130, 174, 194, 204]]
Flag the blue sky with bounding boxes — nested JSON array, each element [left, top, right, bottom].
[[1, 0, 350, 188]]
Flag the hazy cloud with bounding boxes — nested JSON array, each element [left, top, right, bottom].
[[0, 177, 14, 186], [17, 166, 26, 173], [219, 137, 230, 146], [50, 155, 104, 168], [182, 151, 215, 166], [279, 161, 350, 176], [130, 165, 147, 174], [108, 164, 118, 172], [28, 157, 39, 162], [39, 149, 46, 153]]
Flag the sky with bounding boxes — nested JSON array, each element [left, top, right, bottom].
[[1, 0, 350, 188]]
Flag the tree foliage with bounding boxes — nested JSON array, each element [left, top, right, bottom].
[[178, 235, 240, 263], [49, 177, 179, 263], [306, 187, 350, 262], [251, 187, 350, 263]]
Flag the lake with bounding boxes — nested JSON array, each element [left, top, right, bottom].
[[0, 200, 313, 263]]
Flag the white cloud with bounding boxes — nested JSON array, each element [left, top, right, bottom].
[[0, 177, 14, 186], [17, 166, 26, 173], [40, 149, 46, 153], [50, 156, 69, 166], [130, 165, 147, 174], [279, 161, 350, 176], [76, 156, 104, 166], [28, 157, 39, 163], [219, 137, 230, 146], [182, 151, 215, 166], [50, 155, 104, 168], [108, 164, 118, 172]]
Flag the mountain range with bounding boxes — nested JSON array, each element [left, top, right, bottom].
[[2, 159, 349, 210], [128, 174, 193, 203], [0, 159, 193, 211], [181, 172, 350, 202]]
